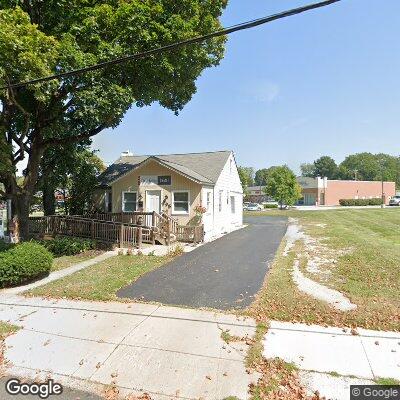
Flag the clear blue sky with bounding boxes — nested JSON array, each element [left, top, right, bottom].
[[92, 0, 400, 173]]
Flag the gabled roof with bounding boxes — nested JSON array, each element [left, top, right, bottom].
[[98, 151, 232, 187]]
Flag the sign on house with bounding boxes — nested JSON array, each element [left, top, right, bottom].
[[140, 175, 172, 186], [140, 175, 158, 185], [158, 176, 171, 186]]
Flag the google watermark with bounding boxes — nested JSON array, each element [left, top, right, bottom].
[[5, 378, 63, 399], [351, 385, 400, 400]]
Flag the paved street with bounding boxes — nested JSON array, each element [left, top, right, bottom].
[[118, 216, 288, 309], [0, 295, 258, 400]]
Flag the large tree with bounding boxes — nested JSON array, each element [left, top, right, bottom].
[[254, 166, 279, 186], [300, 162, 316, 178], [313, 156, 338, 179], [0, 1, 227, 239], [338, 152, 400, 186], [265, 165, 302, 209], [238, 166, 254, 193], [39, 144, 105, 215]]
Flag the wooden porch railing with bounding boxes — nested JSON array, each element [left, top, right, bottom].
[[79, 212, 162, 228], [175, 225, 204, 243], [29, 213, 204, 247], [29, 215, 153, 248]]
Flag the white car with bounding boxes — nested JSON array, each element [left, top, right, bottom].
[[389, 196, 400, 206], [244, 203, 263, 211]]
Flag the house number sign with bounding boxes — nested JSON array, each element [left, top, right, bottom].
[[158, 176, 171, 185]]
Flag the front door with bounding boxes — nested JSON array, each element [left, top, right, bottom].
[[146, 190, 161, 213]]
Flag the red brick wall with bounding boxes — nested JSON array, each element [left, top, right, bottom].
[[323, 181, 396, 205]]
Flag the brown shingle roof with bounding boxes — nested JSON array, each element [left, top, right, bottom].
[[98, 151, 232, 187]]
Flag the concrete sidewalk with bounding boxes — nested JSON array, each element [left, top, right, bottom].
[[0, 295, 258, 400], [263, 321, 400, 400]]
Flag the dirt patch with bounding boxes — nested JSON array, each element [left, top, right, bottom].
[[284, 220, 356, 311]]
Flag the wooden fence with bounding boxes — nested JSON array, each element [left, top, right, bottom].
[[175, 225, 204, 243], [29, 214, 204, 247], [29, 216, 153, 248]]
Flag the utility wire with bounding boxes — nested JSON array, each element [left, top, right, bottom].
[[2, 0, 341, 90]]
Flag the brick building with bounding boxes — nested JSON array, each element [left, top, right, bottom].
[[297, 177, 396, 206]]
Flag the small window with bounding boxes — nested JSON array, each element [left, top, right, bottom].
[[173, 191, 189, 214], [230, 196, 235, 213], [122, 192, 137, 212], [218, 190, 223, 212], [230, 159, 233, 174]]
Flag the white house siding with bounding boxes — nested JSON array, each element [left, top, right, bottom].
[[207, 153, 243, 239]]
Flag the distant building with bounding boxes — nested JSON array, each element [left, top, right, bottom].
[[298, 177, 396, 206], [245, 179, 396, 206], [245, 186, 272, 204]]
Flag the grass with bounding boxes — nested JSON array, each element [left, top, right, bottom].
[[51, 250, 103, 271], [26, 254, 174, 301], [248, 208, 400, 331], [0, 322, 19, 339], [375, 377, 400, 385]]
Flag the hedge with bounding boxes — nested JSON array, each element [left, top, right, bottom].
[[39, 236, 97, 257], [0, 242, 53, 288], [339, 198, 383, 207], [264, 203, 278, 209]]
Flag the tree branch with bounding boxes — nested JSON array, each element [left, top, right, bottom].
[[42, 124, 106, 147]]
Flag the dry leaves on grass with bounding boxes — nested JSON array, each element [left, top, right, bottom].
[[249, 358, 324, 400], [104, 384, 151, 400]]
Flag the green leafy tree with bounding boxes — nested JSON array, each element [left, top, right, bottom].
[[338, 153, 400, 186], [264, 165, 302, 209], [300, 162, 316, 178], [0, 1, 227, 239], [39, 145, 105, 215], [313, 156, 338, 179], [254, 166, 279, 186], [67, 150, 105, 215], [238, 166, 254, 193]]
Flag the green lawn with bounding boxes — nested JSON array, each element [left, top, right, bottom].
[[51, 250, 103, 272], [248, 208, 400, 331], [26, 254, 174, 301]]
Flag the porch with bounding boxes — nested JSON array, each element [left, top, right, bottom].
[[29, 212, 204, 249]]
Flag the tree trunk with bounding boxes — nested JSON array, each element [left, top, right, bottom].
[[13, 193, 31, 242], [43, 180, 56, 216]]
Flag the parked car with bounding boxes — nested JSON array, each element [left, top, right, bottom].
[[389, 196, 400, 206], [244, 203, 263, 211]]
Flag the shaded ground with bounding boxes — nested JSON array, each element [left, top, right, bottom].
[[117, 216, 288, 310]]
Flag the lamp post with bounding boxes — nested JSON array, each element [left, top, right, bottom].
[[380, 161, 385, 208]]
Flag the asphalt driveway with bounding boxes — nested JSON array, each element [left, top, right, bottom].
[[117, 215, 288, 309]]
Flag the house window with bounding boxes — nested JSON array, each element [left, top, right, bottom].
[[122, 192, 137, 212], [230, 159, 233, 174], [230, 196, 235, 213], [218, 190, 223, 212], [172, 191, 189, 214]]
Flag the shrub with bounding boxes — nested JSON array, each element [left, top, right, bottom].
[[40, 236, 97, 257], [339, 198, 383, 207], [264, 203, 278, 209], [0, 242, 53, 288]]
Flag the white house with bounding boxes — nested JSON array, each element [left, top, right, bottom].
[[95, 150, 243, 241]]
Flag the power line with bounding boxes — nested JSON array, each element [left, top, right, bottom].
[[2, 0, 341, 90]]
